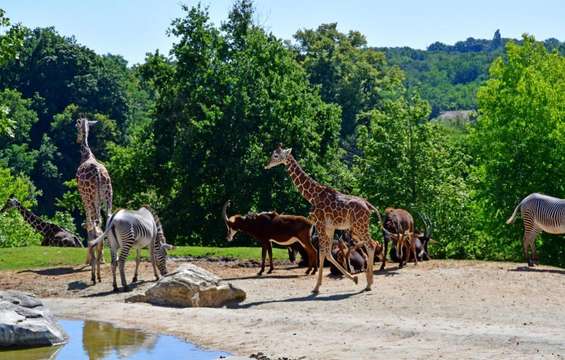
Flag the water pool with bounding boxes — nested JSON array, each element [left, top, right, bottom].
[[1, 319, 230, 359]]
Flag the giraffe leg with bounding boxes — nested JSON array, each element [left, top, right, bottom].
[[379, 236, 388, 271], [365, 240, 376, 291], [324, 228, 358, 284], [92, 226, 103, 282], [312, 244, 327, 294], [89, 245, 97, 284], [132, 247, 141, 283]]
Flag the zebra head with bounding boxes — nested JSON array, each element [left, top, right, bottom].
[[156, 242, 174, 276]]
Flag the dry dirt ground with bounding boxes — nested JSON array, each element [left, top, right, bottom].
[[1, 258, 565, 359]]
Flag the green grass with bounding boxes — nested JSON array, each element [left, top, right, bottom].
[[0, 245, 288, 271]]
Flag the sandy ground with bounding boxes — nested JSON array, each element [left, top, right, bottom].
[[1, 258, 565, 359]]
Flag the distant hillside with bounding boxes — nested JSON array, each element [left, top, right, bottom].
[[378, 31, 565, 117]]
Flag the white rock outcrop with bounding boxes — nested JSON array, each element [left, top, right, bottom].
[[0, 291, 67, 348], [127, 263, 246, 308]]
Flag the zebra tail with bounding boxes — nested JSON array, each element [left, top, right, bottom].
[[88, 211, 117, 247], [506, 201, 522, 224]]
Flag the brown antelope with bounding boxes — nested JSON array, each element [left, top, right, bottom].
[[380, 208, 416, 270], [222, 201, 318, 275]]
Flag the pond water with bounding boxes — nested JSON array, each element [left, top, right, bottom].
[[1, 319, 230, 360]]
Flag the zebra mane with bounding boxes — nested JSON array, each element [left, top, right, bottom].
[[141, 204, 167, 243]]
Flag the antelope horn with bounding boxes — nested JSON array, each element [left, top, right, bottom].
[[222, 200, 231, 228]]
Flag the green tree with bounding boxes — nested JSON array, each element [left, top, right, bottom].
[[0, 167, 41, 247], [353, 95, 475, 257], [0, 9, 24, 136], [134, 2, 344, 245], [471, 35, 565, 265], [294, 23, 404, 138]]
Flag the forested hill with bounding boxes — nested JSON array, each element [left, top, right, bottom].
[[378, 31, 565, 117]]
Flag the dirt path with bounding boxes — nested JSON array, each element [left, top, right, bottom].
[[1, 259, 565, 359]]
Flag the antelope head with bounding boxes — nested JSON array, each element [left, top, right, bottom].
[[222, 200, 239, 241]]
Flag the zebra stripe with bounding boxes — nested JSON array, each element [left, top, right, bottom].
[[507, 193, 565, 266], [89, 206, 171, 291]]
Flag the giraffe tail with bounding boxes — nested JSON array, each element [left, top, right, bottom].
[[365, 201, 384, 228]]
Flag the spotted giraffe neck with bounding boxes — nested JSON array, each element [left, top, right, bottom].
[[12, 202, 52, 236], [80, 137, 95, 164], [286, 154, 326, 204]]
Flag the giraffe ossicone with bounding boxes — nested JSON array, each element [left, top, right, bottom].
[[266, 145, 383, 294]]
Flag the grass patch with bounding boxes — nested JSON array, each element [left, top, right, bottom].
[[0, 245, 288, 271]]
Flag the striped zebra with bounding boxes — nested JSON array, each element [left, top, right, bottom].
[[507, 193, 565, 267], [89, 206, 173, 292]]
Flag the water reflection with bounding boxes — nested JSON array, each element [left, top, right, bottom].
[[81, 320, 158, 359], [1, 319, 229, 360]]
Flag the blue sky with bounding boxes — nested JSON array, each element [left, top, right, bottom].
[[2, 0, 564, 65]]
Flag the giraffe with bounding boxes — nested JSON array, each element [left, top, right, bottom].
[[1, 196, 83, 247], [76, 118, 113, 284], [265, 145, 383, 294]]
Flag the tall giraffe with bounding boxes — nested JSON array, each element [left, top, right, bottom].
[[76, 118, 113, 284], [1, 196, 83, 247], [265, 145, 383, 294]]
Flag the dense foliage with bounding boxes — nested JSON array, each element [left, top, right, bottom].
[[382, 31, 565, 117], [471, 36, 565, 264], [1, 3, 564, 268]]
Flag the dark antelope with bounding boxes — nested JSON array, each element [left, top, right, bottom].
[[223, 201, 318, 275]]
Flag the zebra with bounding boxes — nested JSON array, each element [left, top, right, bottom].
[[507, 193, 565, 267], [89, 206, 173, 291]]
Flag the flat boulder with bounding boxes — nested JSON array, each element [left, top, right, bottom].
[[127, 263, 246, 308], [0, 291, 67, 348]]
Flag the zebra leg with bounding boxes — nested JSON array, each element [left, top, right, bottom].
[[530, 238, 539, 266], [523, 229, 537, 267], [110, 246, 118, 291], [95, 236, 103, 282], [132, 248, 141, 283], [118, 240, 133, 292]]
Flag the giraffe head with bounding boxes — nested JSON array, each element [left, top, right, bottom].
[[265, 144, 292, 169], [76, 118, 98, 144], [0, 195, 18, 213]]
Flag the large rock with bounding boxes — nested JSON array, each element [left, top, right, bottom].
[[0, 291, 67, 348], [127, 263, 246, 308]]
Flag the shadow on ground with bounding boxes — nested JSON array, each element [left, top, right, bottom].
[[81, 279, 150, 298], [509, 266, 565, 275], [232, 289, 367, 309], [18, 266, 88, 276]]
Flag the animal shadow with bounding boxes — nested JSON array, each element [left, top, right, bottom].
[[509, 266, 565, 275], [82, 279, 149, 298], [223, 274, 304, 281], [232, 289, 366, 309], [376, 265, 401, 277], [67, 281, 89, 291], [18, 266, 88, 276]]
